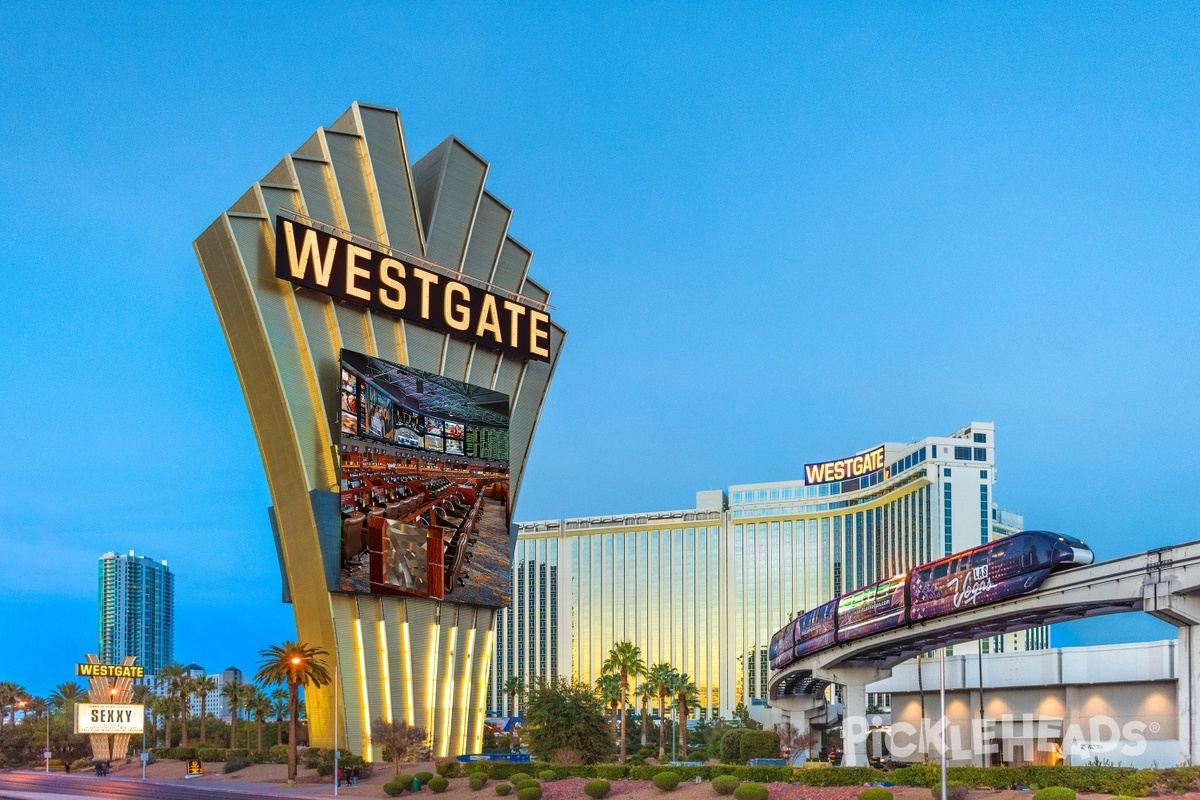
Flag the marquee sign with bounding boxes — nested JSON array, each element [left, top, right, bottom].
[[804, 446, 885, 485], [274, 216, 552, 362], [75, 703, 145, 734], [76, 663, 144, 679]]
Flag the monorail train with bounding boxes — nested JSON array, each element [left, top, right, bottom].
[[768, 530, 1093, 671]]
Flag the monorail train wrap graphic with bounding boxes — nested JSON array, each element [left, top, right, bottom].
[[769, 531, 1093, 672]]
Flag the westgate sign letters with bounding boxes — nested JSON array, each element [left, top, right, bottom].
[[76, 663, 144, 679], [804, 446, 886, 486], [275, 217, 552, 362], [75, 703, 145, 734]]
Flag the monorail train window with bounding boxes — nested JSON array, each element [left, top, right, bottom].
[[933, 563, 948, 579], [919, 568, 932, 581], [1021, 553, 1034, 567], [991, 547, 1006, 559], [971, 550, 988, 567]]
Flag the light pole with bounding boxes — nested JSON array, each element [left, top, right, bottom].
[[939, 648, 947, 800], [333, 662, 343, 796], [44, 706, 50, 774]]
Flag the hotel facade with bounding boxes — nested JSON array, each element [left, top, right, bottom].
[[493, 422, 1044, 721]]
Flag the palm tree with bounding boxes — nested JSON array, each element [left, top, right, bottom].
[[0, 682, 27, 728], [158, 664, 191, 746], [49, 681, 87, 720], [502, 675, 524, 752], [669, 672, 699, 758], [646, 662, 675, 761], [596, 674, 621, 739], [147, 695, 167, 747], [222, 679, 247, 748], [248, 687, 273, 751], [638, 682, 654, 746], [194, 676, 217, 744], [164, 695, 185, 747], [255, 641, 332, 783], [270, 687, 288, 746], [601, 641, 646, 764]]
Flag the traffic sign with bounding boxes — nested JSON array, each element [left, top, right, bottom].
[[186, 759, 203, 778]]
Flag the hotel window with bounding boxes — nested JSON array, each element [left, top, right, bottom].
[[980, 470, 988, 479], [974, 433, 987, 443], [954, 446, 971, 460], [757, 490, 768, 501], [974, 448, 987, 461], [944, 468, 952, 477], [782, 488, 792, 500], [979, 484, 989, 544], [770, 489, 780, 500], [732, 492, 742, 503]]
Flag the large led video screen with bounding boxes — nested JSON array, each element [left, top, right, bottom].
[[336, 349, 512, 608]]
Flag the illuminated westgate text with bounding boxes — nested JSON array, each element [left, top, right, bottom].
[[804, 446, 885, 485], [274, 217, 551, 362]]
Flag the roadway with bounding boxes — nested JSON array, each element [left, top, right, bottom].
[[0, 771, 336, 800]]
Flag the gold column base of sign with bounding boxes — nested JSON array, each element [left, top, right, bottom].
[[82, 654, 138, 762]]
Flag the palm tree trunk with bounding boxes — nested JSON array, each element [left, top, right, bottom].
[[181, 704, 189, 747], [678, 698, 687, 755], [277, 713, 283, 746], [618, 671, 628, 764], [257, 718, 264, 751], [199, 696, 207, 745], [287, 683, 298, 782], [657, 696, 666, 760], [641, 697, 648, 746]]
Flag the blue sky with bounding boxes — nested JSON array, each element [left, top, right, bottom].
[[2, 3, 1196, 694]]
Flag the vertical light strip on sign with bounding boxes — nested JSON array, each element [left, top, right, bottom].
[[401, 621, 415, 725], [441, 623, 459, 757], [476, 627, 495, 752], [458, 627, 476, 756], [353, 618, 372, 754], [378, 618, 393, 723], [427, 619, 440, 744]]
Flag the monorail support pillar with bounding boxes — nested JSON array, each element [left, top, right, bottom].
[[1143, 581, 1200, 766], [815, 666, 888, 767]]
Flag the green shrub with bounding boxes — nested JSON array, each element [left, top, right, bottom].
[[429, 777, 450, 793], [653, 772, 682, 792], [437, 761, 463, 778], [224, 757, 251, 774], [584, 779, 612, 798], [720, 729, 749, 763], [1034, 789, 1075, 800], [712, 776, 741, 795], [539, 770, 557, 782], [860, 790, 894, 800], [496, 783, 513, 796], [515, 779, 541, 791], [517, 787, 542, 800], [471, 776, 488, 791], [385, 778, 409, 797], [196, 747, 225, 762], [415, 771, 435, 785], [509, 773, 532, 784], [265, 744, 288, 764], [738, 731, 782, 763], [931, 782, 969, 800], [732, 785, 769, 800], [595, 765, 628, 780]]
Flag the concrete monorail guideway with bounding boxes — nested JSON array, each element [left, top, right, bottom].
[[768, 538, 1200, 765]]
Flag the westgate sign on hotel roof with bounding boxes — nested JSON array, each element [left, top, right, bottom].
[[803, 445, 886, 485]]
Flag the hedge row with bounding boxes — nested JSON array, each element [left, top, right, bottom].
[[475, 764, 1199, 795], [152, 745, 288, 763]]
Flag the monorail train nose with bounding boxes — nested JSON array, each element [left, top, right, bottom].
[[1054, 534, 1095, 565]]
